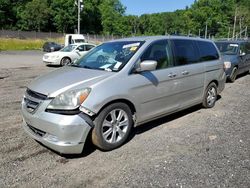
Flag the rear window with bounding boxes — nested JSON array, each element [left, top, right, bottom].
[[172, 39, 200, 66], [197, 41, 219, 61]]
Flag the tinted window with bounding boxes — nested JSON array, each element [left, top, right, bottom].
[[86, 45, 95, 51], [141, 40, 173, 70], [77, 45, 85, 51], [197, 41, 219, 61], [172, 39, 199, 66]]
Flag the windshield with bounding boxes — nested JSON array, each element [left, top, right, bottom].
[[60, 44, 77, 52], [72, 41, 144, 72], [74, 39, 85, 43], [215, 42, 239, 55]]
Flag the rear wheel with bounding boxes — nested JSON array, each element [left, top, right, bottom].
[[228, 67, 238, 83], [202, 82, 217, 108], [91, 103, 133, 151], [60, 57, 71, 66]]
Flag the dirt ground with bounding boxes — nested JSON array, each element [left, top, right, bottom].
[[0, 50, 249, 188]]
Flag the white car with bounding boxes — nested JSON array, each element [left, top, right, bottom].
[[43, 43, 96, 66]]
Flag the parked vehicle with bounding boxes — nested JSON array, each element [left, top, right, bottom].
[[42, 42, 63, 52], [65, 34, 86, 46], [43, 43, 96, 66], [215, 40, 250, 82], [22, 36, 226, 154]]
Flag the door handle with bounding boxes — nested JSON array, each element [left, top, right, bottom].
[[168, 73, 177, 78], [182, 71, 189, 75]]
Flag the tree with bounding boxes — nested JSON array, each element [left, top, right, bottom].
[[99, 0, 126, 35], [18, 0, 51, 31], [80, 0, 103, 34], [51, 0, 77, 33]]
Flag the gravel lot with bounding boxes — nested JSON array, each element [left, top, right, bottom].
[[0, 50, 249, 187]]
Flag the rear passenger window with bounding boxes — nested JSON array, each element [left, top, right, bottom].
[[77, 45, 85, 51], [140, 40, 173, 70], [172, 39, 199, 66], [86, 45, 94, 51], [197, 41, 219, 61]]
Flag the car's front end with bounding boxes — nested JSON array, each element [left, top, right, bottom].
[[222, 55, 238, 78], [215, 41, 240, 79], [43, 53, 61, 65], [21, 88, 92, 154], [21, 66, 115, 154]]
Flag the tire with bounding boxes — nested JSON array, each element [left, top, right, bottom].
[[60, 57, 71, 66], [228, 67, 238, 83], [91, 103, 133, 151], [202, 82, 217, 108]]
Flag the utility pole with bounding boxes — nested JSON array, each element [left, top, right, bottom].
[[228, 27, 230, 40], [205, 22, 208, 39], [77, 0, 83, 34], [245, 26, 248, 39], [232, 8, 237, 40]]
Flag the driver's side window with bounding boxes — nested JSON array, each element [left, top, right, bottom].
[[77, 45, 85, 52], [140, 40, 173, 70]]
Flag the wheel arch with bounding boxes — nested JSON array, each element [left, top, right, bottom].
[[60, 56, 72, 64], [208, 80, 218, 87], [96, 98, 137, 116]]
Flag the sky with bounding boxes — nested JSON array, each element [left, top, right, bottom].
[[120, 0, 195, 15]]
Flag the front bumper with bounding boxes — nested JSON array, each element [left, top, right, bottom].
[[43, 57, 60, 65], [21, 97, 92, 154]]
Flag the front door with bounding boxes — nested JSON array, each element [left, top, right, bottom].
[[128, 40, 181, 123]]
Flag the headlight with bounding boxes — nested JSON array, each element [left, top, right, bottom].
[[47, 88, 91, 110], [224, 61, 231, 69]]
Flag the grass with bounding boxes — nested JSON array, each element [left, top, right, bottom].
[[0, 37, 64, 51]]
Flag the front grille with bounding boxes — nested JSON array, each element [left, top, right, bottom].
[[27, 124, 46, 137], [24, 88, 47, 113], [26, 88, 47, 100]]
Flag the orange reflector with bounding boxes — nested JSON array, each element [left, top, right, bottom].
[[79, 92, 88, 103]]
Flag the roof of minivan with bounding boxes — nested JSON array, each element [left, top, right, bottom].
[[215, 40, 248, 44], [111, 35, 213, 43]]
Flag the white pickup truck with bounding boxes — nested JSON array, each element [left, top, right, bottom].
[[65, 34, 86, 46]]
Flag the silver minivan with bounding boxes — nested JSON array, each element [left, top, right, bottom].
[[21, 36, 226, 154]]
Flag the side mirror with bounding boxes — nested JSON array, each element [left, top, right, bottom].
[[75, 49, 80, 52], [136, 60, 157, 72], [240, 52, 246, 56]]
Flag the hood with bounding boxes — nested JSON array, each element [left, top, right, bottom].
[[28, 67, 114, 97], [221, 54, 238, 64]]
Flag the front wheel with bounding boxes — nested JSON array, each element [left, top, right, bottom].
[[228, 67, 238, 83], [60, 57, 71, 66], [91, 103, 133, 151], [202, 82, 217, 108]]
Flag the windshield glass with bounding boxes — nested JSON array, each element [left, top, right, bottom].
[[215, 42, 239, 55], [75, 39, 85, 43], [60, 44, 77, 52], [72, 41, 144, 72]]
